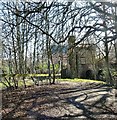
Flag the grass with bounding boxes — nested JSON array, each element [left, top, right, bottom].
[[1, 73, 60, 77], [0, 73, 61, 89], [0, 83, 3, 89], [0, 79, 34, 89], [0, 76, 106, 90], [18, 79, 34, 86], [58, 78, 106, 84]]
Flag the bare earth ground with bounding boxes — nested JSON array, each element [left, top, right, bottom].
[[1, 81, 117, 120]]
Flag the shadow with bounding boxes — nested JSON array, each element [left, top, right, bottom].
[[58, 84, 117, 119], [65, 98, 95, 120], [2, 82, 117, 120], [58, 83, 111, 96], [66, 93, 96, 119]]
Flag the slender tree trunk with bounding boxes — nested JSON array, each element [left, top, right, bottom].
[[12, 26, 18, 73], [49, 45, 55, 84], [46, 37, 51, 84], [103, 4, 112, 85], [16, 9, 21, 75], [25, 22, 29, 74], [113, 6, 117, 88], [33, 27, 37, 73], [114, 6, 117, 70], [45, 4, 51, 84]]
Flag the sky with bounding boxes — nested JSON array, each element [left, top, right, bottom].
[[0, 0, 116, 64], [0, 0, 116, 57], [0, 0, 116, 3], [0, 0, 2, 61]]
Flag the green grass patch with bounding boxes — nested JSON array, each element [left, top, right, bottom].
[[1, 73, 60, 78], [58, 78, 106, 84], [0, 82, 14, 89], [0, 83, 3, 88], [112, 71, 117, 76], [0, 73, 60, 89], [0, 77, 106, 90], [18, 79, 34, 86], [0, 79, 34, 89]]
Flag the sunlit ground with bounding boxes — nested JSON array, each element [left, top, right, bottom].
[[0, 74, 106, 89]]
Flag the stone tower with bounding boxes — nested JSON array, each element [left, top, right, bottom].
[[68, 36, 77, 78]]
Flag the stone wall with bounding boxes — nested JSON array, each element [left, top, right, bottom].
[[68, 36, 77, 78], [61, 36, 96, 79]]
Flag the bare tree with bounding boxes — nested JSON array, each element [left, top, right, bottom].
[[1, 1, 117, 87]]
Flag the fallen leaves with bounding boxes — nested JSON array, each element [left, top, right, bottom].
[[1, 82, 117, 119]]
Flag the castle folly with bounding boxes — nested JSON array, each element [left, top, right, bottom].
[[62, 36, 96, 79]]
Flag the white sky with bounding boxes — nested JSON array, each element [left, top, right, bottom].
[[0, 0, 116, 3], [0, 0, 116, 58]]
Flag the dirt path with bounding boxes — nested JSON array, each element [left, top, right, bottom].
[[2, 82, 117, 120]]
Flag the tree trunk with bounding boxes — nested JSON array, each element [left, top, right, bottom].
[[45, 4, 51, 84], [50, 53, 55, 84], [68, 36, 77, 78], [103, 4, 112, 85]]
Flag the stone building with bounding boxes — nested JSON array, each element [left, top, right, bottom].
[[67, 36, 96, 79], [76, 44, 96, 78]]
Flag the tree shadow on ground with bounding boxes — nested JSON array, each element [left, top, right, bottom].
[[2, 82, 117, 120], [58, 83, 117, 120], [61, 93, 116, 120]]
